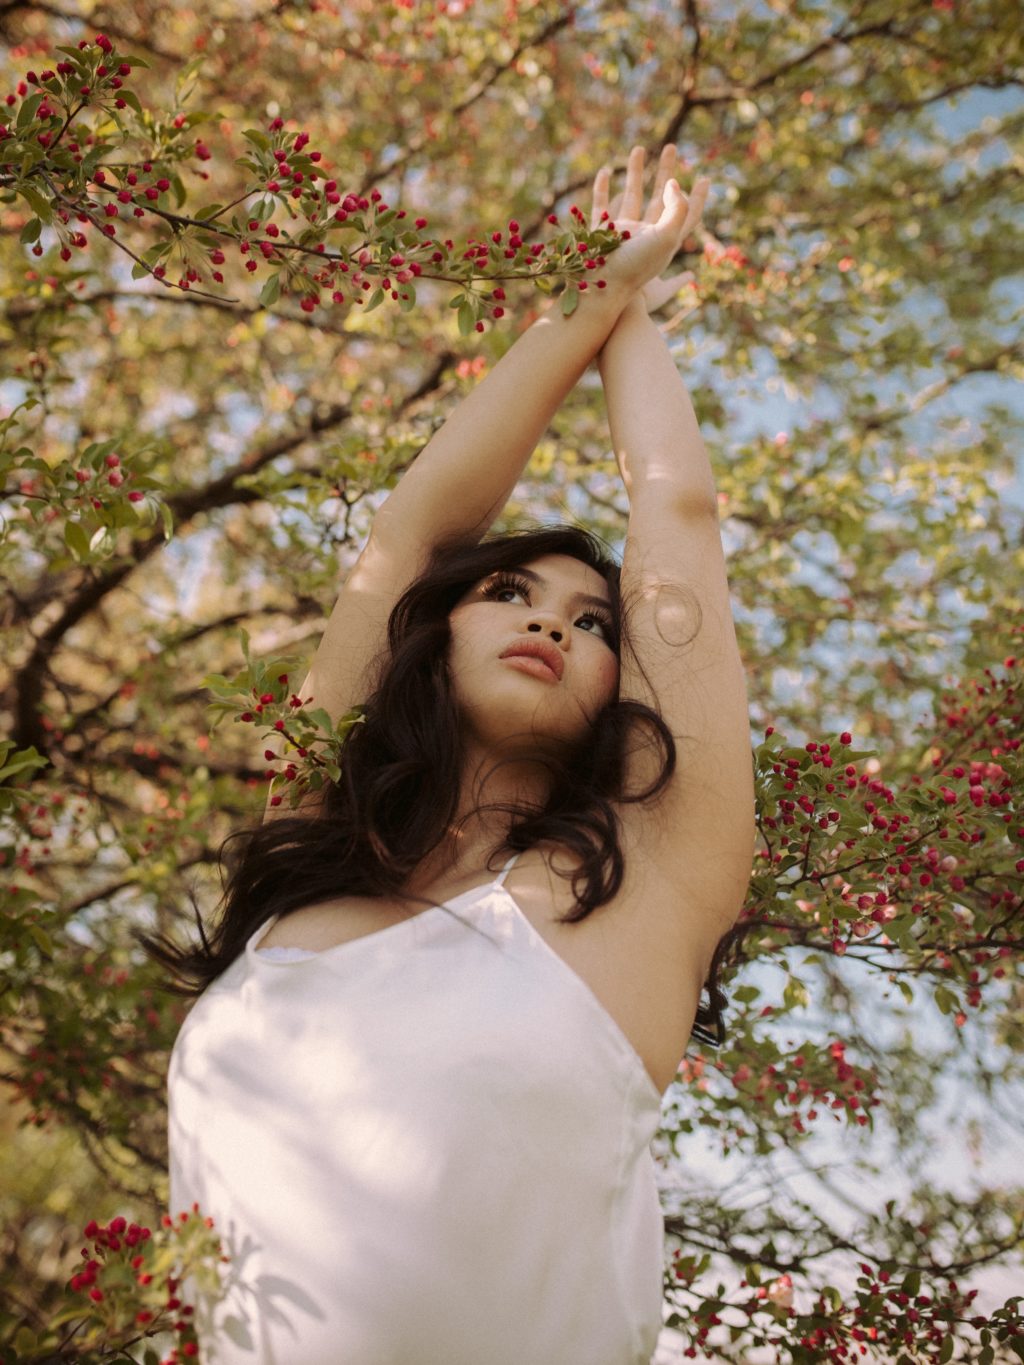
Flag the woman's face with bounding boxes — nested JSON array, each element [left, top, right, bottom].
[[447, 553, 620, 754]]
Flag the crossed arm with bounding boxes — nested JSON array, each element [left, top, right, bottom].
[[371, 143, 714, 550], [373, 281, 717, 552]]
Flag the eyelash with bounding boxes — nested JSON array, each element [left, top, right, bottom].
[[481, 571, 616, 642]]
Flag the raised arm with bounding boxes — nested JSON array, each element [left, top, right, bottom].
[[595, 152, 756, 980]]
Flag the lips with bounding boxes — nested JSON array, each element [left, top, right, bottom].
[[499, 639, 564, 680]]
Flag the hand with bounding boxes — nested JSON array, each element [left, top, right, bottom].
[[590, 145, 709, 312]]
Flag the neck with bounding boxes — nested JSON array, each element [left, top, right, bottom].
[[407, 740, 553, 892]]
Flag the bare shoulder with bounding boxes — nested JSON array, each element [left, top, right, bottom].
[[257, 892, 403, 952], [506, 835, 708, 1095], [509, 832, 705, 953]]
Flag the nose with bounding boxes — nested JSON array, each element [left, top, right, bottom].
[[525, 609, 566, 645]]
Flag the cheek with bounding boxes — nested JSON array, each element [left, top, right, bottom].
[[446, 613, 491, 690], [591, 650, 619, 703]]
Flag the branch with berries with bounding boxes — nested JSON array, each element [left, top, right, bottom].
[[2, 33, 637, 333]]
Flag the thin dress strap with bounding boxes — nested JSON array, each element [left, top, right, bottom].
[[493, 852, 522, 888]]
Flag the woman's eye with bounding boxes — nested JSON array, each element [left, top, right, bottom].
[[578, 615, 613, 641], [482, 579, 614, 645]]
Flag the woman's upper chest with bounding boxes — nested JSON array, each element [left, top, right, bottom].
[[256, 848, 700, 1095]]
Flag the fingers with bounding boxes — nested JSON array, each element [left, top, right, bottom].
[[680, 177, 711, 236], [591, 165, 611, 231], [620, 145, 646, 222], [594, 147, 711, 236], [668, 268, 696, 293], [645, 145, 678, 224]]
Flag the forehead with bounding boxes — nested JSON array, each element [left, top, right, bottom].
[[510, 553, 611, 600]]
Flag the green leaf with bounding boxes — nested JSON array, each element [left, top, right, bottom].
[[242, 128, 272, 152], [89, 525, 115, 556], [561, 285, 580, 316], [303, 708, 335, 735], [365, 287, 386, 313], [934, 986, 956, 1015], [0, 747, 48, 785], [251, 195, 276, 224], [64, 520, 91, 561], [175, 55, 208, 97], [27, 922, 54, 958], [15, 1323, 39, 1351], [19, 184, 52, 223], [783, 976, 809, 1009], [259, 272, 281, 307], [161, 500, 175, 541], [19, 217, 42, 244], [17, 92, 43, 130], [457, 301, 475, 335], [939, 1335, 954, 1363]]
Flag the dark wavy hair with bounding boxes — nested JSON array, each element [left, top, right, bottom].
[[135, 523, 731, 1046]]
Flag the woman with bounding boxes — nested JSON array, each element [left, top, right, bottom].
[[149, 145, 757, 1365]]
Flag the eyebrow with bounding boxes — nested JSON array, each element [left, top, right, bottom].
[[494, 565, 612, 614]]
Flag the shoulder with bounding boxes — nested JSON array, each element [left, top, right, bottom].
[[505, 837, 708, 1095], [509, 834, 696, 955]]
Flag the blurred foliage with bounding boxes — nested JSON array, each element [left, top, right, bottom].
[[0, 0, 1021, 1359]]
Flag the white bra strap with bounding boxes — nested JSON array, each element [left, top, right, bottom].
[[493, 852, 522, 887]]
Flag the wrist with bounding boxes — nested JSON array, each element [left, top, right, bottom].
[[596, 294, 651, 366], [570, 277, 638, 321], [533, 278, 637, 325]]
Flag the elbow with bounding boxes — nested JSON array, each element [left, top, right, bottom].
[[632, 477, 718, 522]]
